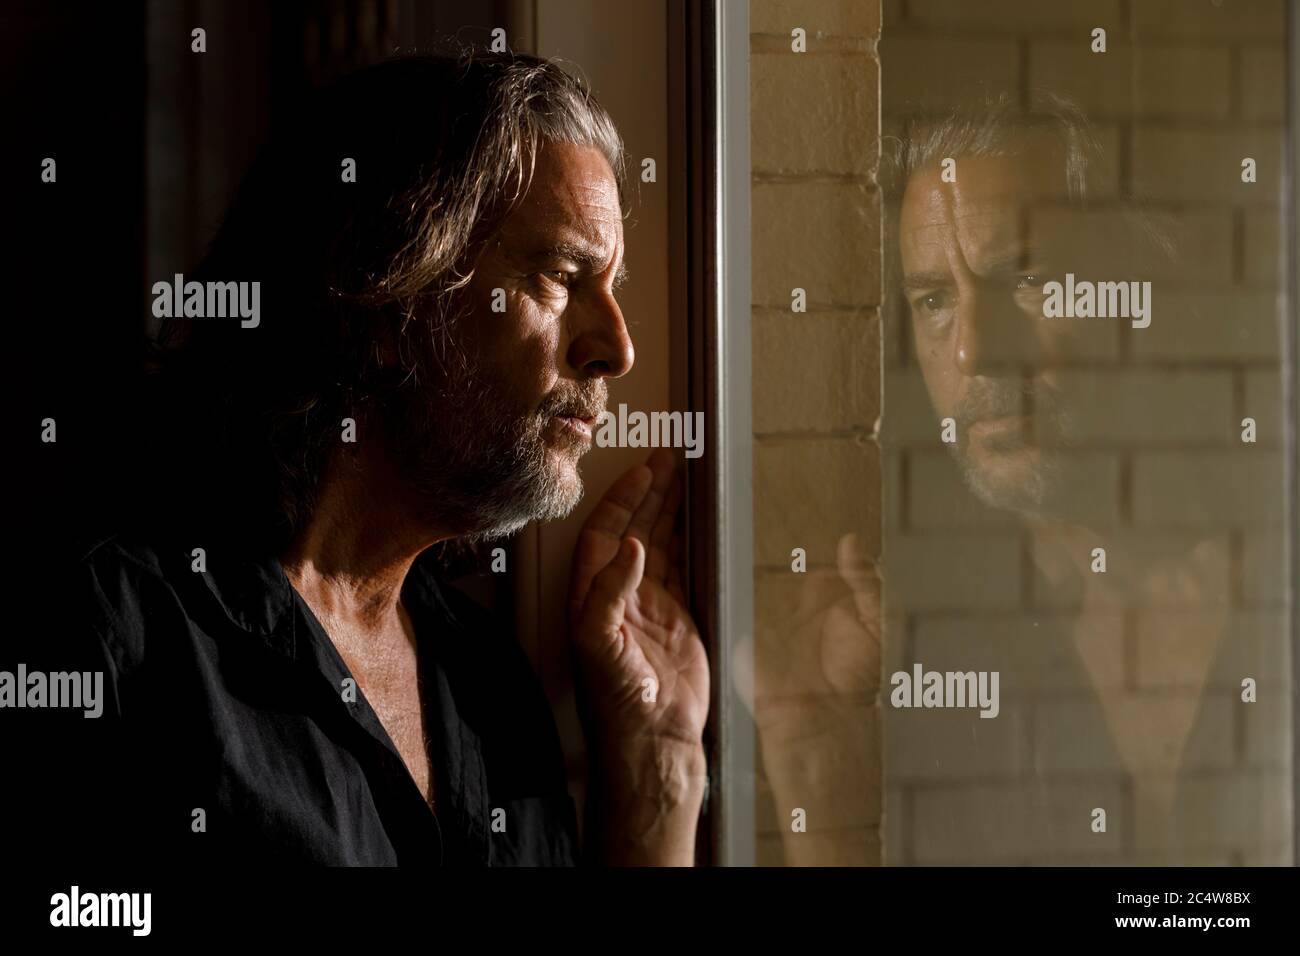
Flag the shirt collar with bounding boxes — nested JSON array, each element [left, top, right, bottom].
[[196, 543, 455, 661], [195, 547, 298, 657]]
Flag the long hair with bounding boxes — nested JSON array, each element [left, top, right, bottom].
[[145, 51, 626, 552]]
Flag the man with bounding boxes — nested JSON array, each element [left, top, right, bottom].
[[37, 52, 708, 866], [887, 97, 1234, 850], [748, 93, 1262, 864]]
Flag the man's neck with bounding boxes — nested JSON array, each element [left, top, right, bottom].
[[279, 451, 454, 635]]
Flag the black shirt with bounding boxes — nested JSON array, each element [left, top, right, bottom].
[[33, 534, 579, 866]]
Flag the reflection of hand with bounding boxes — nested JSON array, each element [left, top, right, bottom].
[[738, 532, 881, 731], [735, 533, 883, 865]]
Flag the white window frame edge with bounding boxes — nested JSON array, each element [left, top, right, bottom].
[[716, 0, 755, 867]]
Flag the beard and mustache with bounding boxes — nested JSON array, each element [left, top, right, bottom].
[[377, 323, 607, 544], [948, 374, 1078, 520]]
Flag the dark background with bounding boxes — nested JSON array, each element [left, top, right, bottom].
[[5, 0, 525, 564], [2, 0, 531, 859]]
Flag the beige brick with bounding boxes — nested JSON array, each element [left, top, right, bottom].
[[912, 782, 1126, 863], [887, 702, 1027, 780], [752, 182, 881, 307], [753, 53, 879, 177], [881, 36, 1019, 113], [885, 533, 1022, 610], [751, 0, 881, 38], [1131, 450, 1282, 528], [1029, 532, 1232, 609], [752, 564, 886, 703], [1031, 43, 1230, 119], [914, 612, 1127, 693], [1135, 609, 1289, 690], [1242, 208, 1282, 286], [884, 304, 909, 365], [1241, 531, 1285, 606], [759, 707, 882, 829], [1243, 370, 1281, 443], [908, 450, 1122, 529], [1034, 695, 1235, 774], [1083, 123, 1123, 200], [753, 311, 880, 434], [1242, 843, 1293, 865], [1042, 369, 1235, 445], [1116, 850, 1236, 865], [1129, 291, 1280, 362], [758, 827, 882, 865], [1132, 126, 1283, 203], [1042, 309, 1124, 360], [1133, 770, 1290, 852], [1241, 47, 1286, 122], [907, 449, 1022, 529], [882, 366, 939, 446], [755, 832, 785, 865], [884, 450, 903, 529], [883, 785, 905, 863], [1029, 208, 1233, 283], [910, 0, 1121, 29], [1131, 0, 1286, 40], [754, 436, 881, 565], [1244, 696, 1291, 768]]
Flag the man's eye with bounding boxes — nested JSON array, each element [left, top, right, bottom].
[[913, 292, 950, 314], [537, 270, 572, 289], [1016, 274, 1046, 289]]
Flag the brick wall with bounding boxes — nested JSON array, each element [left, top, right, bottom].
[[880, 0, 1291, 864], [749, 0, 884, 865]]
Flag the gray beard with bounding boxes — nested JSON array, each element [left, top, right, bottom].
[[952, 441, 1066, 520], [948, 376, 1079, 521], [383, 341, 601, 543]]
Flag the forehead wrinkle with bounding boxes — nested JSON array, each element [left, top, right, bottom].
[[907, 196, 1030, 278]]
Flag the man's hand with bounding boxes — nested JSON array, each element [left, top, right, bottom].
[[568, 448, 709, 865]]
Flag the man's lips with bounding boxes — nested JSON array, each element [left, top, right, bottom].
[[967, 415, 1028, 442], [554, 413, 596, 439]]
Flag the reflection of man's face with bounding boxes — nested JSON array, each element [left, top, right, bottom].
[[389, 140, 634, 540], [900, 136, 1085, 517]]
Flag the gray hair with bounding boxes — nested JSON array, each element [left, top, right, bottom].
[[152, 50, 628, 550], [883, 91, 1102, 205], [882, 91, 1179, 325]]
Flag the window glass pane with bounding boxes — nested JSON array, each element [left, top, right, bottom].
[[742, 0, 1295, 866]]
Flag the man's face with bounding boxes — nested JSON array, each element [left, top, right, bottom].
[[391, 140, 633, 540], [899, 136, 1087, 517]]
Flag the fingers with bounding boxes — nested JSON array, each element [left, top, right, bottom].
[[646, 468, 683, 583], [836, 532, 881, 627], [579, 465, 654, 541], [573, 536, 646, 657], [624, 448, 676, 556], [569, 467, 653, 614]]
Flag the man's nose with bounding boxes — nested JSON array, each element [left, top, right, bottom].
[[566, 290, 635, 379], [953, 284, 1039, 377]]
